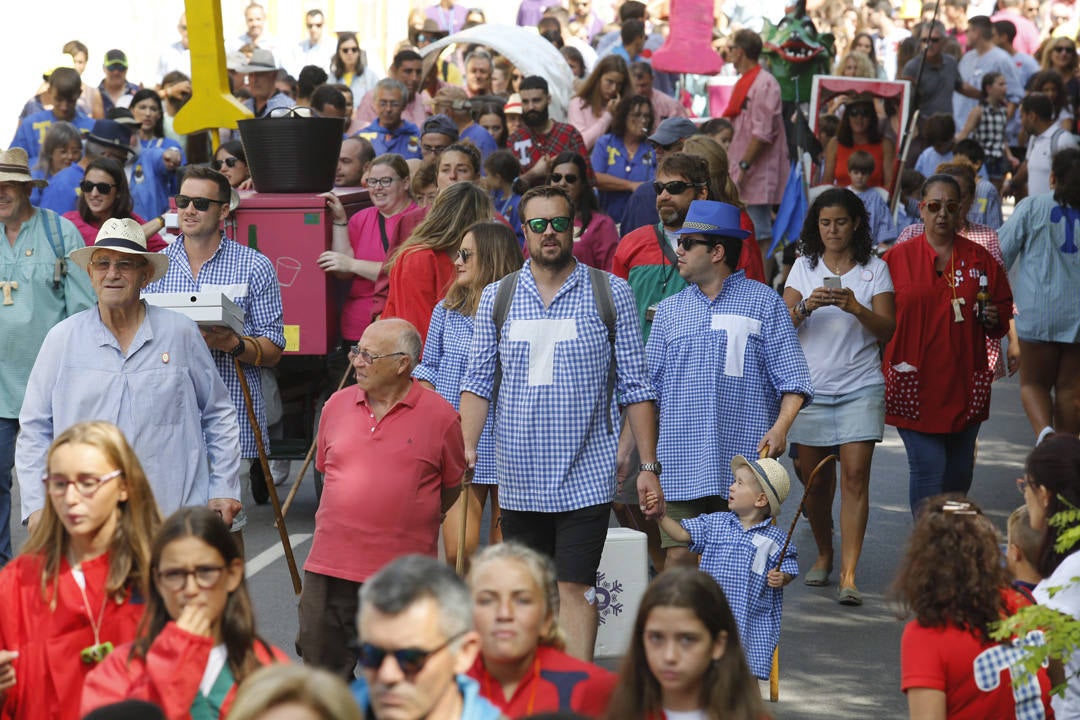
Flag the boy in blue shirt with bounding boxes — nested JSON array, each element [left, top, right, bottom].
[[651, 455, 798, 679]]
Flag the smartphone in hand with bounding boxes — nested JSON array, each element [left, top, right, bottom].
[[823, 276, 842, 290]]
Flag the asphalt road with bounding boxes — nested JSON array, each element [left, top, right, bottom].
[[6, 374, 1033, 718]]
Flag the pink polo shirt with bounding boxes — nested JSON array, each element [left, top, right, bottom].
[[307, 380, 465, 582], [342, 202, 417, 341]]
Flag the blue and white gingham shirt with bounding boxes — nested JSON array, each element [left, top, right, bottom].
[[144, 234, 285, 459], [413, 302, 496, 485], [683, 511, 798, 679], [646, 272, 813, 501], [462, 261, 656, 512]]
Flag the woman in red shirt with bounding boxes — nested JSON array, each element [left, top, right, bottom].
[[897, 496, 1053, 719], [882, 174, 1012, 514], [822, 95, 896, 191], [468, 543, 615, 717], [0, 421, 162, 720], [62, 158, 167, 251]]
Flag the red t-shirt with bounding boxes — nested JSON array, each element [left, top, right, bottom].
[[469, 645, 617, 718], [901, 589, 1054, 719], [382, 246, 458, 345], [307, 381, 466, 582], [882, 234, 1012, 433]]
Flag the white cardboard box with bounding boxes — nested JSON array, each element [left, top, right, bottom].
[[593, 527, 649, 659], [143, 292, 245, 335]]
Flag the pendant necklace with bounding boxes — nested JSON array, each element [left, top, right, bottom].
[[945, 251, 965, 323], [72, 562, 114, 664]]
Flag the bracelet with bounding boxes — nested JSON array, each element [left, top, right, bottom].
[[156, 216, 165, 227], [244, 335, 264, 366], [795, 300, 812, 319]]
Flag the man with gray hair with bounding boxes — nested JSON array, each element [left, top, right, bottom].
[[298, 319, 467, 678], [356, 79, 422, 159], [351, 555, 500, 720]]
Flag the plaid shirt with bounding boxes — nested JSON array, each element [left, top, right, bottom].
[[510, 121, 591, 176], [144, 234, 285, 458], [413, 302, 496, 485], [896, 221, 1008, 380], [646, 272, 813, 502], [973, 102, 1008, 160], [462, 261, 655, 512], [683, 511, 798, 679]]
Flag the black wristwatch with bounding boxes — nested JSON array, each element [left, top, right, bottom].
[[738, 160, 751, 171], [639, 462, 662, 475], [228, 336, 245, 357]]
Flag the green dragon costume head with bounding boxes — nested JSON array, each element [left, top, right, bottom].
[[761, 0, 835, 104]]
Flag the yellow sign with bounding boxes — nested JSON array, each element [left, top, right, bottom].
[[283, 324, 300, 352]]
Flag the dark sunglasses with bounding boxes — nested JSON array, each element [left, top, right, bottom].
[[847, 106, 873, 118], [175, 194, 228, 211], [354, 632, 464, 676], [79, 181, 116, 195], [524, 216, 572, 233], [678, 236, 717, 252], [456, 249, 473, 262], [921, 199, 960, 215], [550, 173, 579, 184], [653, 180, 700, 196], [1054, 45, 1076, 53], [921, 36, 943, 44], [211, 157, 241, 170]]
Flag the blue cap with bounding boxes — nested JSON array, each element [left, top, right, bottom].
[[671, 200, 750, 239]]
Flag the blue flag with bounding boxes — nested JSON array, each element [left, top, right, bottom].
[[770, 161, 807, 256]]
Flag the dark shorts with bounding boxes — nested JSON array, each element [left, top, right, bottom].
[[296, 571, 361, 680], [500, 503, 611, 585]]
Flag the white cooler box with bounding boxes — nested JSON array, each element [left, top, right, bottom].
[[143, 292, 245, 335], [593, 527, 649, 659]]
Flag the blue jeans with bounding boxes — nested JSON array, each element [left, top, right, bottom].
[[0, 418, 17, 566], [897, 424, 981, 516]]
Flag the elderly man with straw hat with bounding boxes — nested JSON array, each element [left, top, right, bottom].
[[16, 217, 242, 533], [0, 147, 94, 566]]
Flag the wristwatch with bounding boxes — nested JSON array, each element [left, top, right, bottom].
[[639, 462, 662, 475], [738, 160, 751, 171], [228, 336, 246, 357]]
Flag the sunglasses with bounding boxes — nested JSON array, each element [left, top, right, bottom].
[[920, 199, 960, 215], [79, 181, 116, 195], [307, 22, 323, 28], [678, 237, 717, 252], [847, 107, 873, 118], [1054, 45, 1076, 53], [653, 180, 700, 196], [175, 194, 228, 211], [524, 216, 572, 233], [211, 157, 241, 170], [456, 248, 473, 262], [648, 139, 683, 152], [341, 46, 360, 54], [354, 632, 465, 677], [549, 173, 579, 184], [921, 36, 943, 44]]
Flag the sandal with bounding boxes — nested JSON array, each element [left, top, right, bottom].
[[804, 567, 830, 586], [837, 586, 863, 606]]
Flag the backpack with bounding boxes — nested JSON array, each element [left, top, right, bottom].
[[491, 266, 618, 434]]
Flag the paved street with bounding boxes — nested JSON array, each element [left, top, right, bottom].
[[7, 373, 1032, 718]]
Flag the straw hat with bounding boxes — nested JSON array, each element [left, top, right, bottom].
[[0, 148, 48, 189], [731, 455, 791, 517], [70, 218, 170, 282]]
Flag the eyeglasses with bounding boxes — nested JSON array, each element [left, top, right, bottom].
[[678, 236, 717, 251], [456, 249, 473, 262], [377, 99, 404, 108], [341, 46, 360, 54], [175, 194, 228, 211], [354, 632, 465, 677], [42, 469, 123, 497], [156, 565, 227, 591], [847, 107, 873, 118], [524, 216, 572, 233], [365, 176, 398, 189], [654, 180, 701, 196], [79, 181, 116, 195], [648, 139, 683, 152], [1016, 477, 1029, 495], [90, 257, 147, 274], [422, 143, 449, 156], [549, 173, 579, 184], [348, 345, 408, 364], [920, 199, 961, 215], [211, 157, 241, 170]]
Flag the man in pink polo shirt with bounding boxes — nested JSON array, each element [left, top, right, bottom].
[[297, 318, 467, 679]]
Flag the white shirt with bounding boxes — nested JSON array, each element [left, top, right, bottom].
[[156, 42, 191, 85], [287, 39, 334, 77], [1034, 551, 1080, 719], [1027, 123, 1079, 197], [785, 255, 893, 395]]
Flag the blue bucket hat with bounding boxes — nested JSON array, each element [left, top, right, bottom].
[[87, 119, 138, 157], [671, 200, 750, 239]]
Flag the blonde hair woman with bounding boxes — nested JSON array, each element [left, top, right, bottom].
[[228, 664, 361, 720]]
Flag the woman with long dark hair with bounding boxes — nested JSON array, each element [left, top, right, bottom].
[[211, 140, 250, 189], [127, 88, 184, 221], [592, 94, 655, 222], [329, 32, 380, 110], [568, 54, 631, 150], [548, 151, 619, 271], [784, 188, 895, 604], [62, 157, 166, 250], [603, 567, 766, 720], [82, 507, 287, 717], [822, 95, 896, 190]]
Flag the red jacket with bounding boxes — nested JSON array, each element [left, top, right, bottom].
[[80, 622, 288, 720], [0, 552, 144, 720]]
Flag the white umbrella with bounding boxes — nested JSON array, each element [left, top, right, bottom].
[[419, 25, 573, 121]]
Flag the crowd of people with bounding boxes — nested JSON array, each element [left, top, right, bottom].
[[1, 0, 1080, 717]]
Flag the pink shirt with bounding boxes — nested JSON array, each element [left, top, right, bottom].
[[568, 97, 612, 151], [650, 88, 690, 121], [62, 211, 166, 252], [308, 380, 465, 583], [990, 10, 1041, 55], [573, 212, 619, 271], [727, 66, 790, 206], [342, 202, 417, 341]]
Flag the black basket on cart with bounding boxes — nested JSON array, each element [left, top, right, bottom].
[[237, 109, 345, 193]]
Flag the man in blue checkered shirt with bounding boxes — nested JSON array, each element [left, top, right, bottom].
[[645, 200, 813, 567], [144, 166, 285, 536], [461, 185, 663, 663]]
